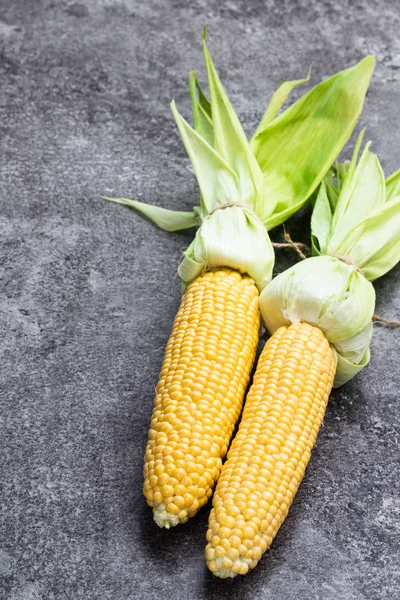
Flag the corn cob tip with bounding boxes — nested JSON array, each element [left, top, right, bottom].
[[153, 503, 182, 528], [206, 550, 253, 578]]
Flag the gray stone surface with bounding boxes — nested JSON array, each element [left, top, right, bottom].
[[1, 0, 399, 598]]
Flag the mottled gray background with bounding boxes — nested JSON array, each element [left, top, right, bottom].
[[1, 1, 399, 599]]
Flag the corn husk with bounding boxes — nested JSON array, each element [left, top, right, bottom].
[[105, 34, 374, 290], [260, 256, 375, 386], [179, 206, 274, 290], [261, 132, 400, 386]]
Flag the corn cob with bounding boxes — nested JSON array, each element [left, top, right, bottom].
[[205, 322, 336, 577], [143, 269, 260, 528]]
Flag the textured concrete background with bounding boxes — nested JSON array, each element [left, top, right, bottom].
[[1, 1, 399, 599]]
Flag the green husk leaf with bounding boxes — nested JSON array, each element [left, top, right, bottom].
[[328, 139, 385, 248], [310, 179, 333, 255], [171, 100, 239, 216], [178, 239, 205, 283], [103, 197, 200, 231], [253, 56, 375, 230], [311, 133, 400, 281], [339, 195, 400, 280], [189, 72, 214, 147], [334, 322, 373, 365], [251, 69, 311, 141], [334, 346, 371, 387], [202, 38, 264, 211], [194, 72, 212, 119], [386, 168, 400, 201], [339, 127, 365, 183], [328, 151, 385, 252], [324, 169, 341, 209]]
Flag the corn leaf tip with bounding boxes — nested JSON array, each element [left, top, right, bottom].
[[103, 196, 122, 208], [356, 55, 375, 79], [363, 54, 376, 67]]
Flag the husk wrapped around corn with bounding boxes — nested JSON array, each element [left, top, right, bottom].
[[105, 35, 376, 531]]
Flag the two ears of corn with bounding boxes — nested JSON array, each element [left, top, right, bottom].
[[104, 33, 400, 578]]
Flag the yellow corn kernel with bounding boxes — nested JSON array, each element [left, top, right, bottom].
[[143, 269, 260, 528], [205, 322, 336, 577]]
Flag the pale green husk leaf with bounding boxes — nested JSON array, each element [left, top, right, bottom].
[[260, 256, 376, 386], [333, 324, 371, 387], [102, 197, 200, 231], [178, 206, 274, 290], [312, 132, 400, 281], [170, 100, 240, 217]]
